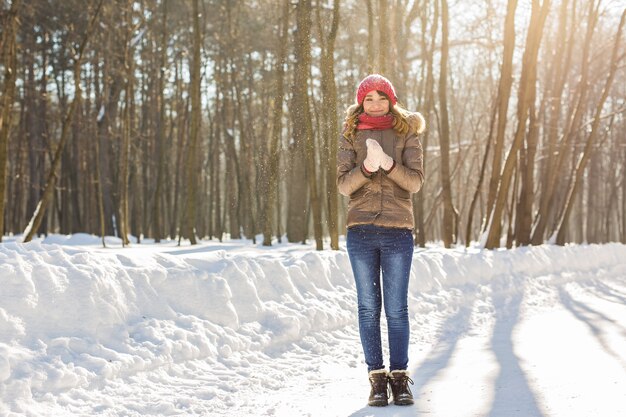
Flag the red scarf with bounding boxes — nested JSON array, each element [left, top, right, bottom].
[[357, 113, 394, 130]]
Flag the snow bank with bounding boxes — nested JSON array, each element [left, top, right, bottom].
[[1, 238, 625, 415]]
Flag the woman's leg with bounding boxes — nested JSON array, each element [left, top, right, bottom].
[[347, 226, 384, 372], [380, 228, 414, 371]]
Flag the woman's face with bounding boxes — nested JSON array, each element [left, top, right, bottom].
[[362, 90, 390, 116]]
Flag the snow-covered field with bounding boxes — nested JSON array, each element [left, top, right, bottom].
[[1, 234, 626, 417]]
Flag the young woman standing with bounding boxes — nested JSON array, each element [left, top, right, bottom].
[[337, 74, 425, 407]]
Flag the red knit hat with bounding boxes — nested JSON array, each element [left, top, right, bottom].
[[356, 74, 398, 106]]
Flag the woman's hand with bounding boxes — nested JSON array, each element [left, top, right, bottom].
[[365, 139, 393, 172]]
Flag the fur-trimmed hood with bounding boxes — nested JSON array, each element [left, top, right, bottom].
[[407, 111, 426, 135]]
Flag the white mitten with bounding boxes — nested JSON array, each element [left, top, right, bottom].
[[365, 139, 394, 171], [363, 139, 381, 172]]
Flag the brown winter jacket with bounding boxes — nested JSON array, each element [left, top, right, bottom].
[[337, 113, 425, 230]]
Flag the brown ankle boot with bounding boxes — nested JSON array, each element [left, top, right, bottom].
[[367, 369, 389, 407], [388, 370, 414, 405]]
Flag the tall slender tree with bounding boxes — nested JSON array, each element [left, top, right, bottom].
[[263, 0, 290, 247], [118, 0, 135, 246], [438, 0, 457, 248], [318, 0, 341, 250], [366, 0, 375, 73], [153, 0, 168, 243], [287, 0, 308, 244], [292, 0, 323, 250], [0, 0, 21, 242], [415, 0, 438, 248], [378, 0, 389, 74], [182, 0, 202, 245]]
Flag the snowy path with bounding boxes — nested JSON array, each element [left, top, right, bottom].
[[1, 238, 626, 416], [233, 267, 626, 417]]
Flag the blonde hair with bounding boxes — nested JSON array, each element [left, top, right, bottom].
[[342, 94, 425, 142]]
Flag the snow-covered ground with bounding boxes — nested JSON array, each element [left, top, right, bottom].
[[1, 234, 626, 417]]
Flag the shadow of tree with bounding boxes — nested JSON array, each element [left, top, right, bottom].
[[582, 279, 626, 306], [487, 280, 546, 417], [411, 294, 477, 393], [558, 286, 626, 369]]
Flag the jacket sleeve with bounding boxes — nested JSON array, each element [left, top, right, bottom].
[[337, 134, 371, 196], [386, 131, 424, 193]]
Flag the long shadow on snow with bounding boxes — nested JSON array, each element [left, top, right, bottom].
[[558, 286, 626, 369], [584, 279, 626, 306], [486, 280, 546, 417], [347, 286, 479, 417]]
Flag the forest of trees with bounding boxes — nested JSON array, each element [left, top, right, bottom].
[[0, 0, 625, 249]]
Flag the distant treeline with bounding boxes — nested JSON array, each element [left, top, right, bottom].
[[0, 0, 624, 248]]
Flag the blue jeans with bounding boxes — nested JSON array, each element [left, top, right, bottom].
[[346, 224, 414, 372]]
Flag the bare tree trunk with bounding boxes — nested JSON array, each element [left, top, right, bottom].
[[10, 100, 29, 232], [398, 0, 420, 104], [204, 101, 215, 239], [378, 0, 389, 75], [153, 0, 168, 243], [293, 0, 323, 250], [415, 0, 438, 247], [244, 59, 261, 240], [118, 76, 131, 246], [182, 0, 202, 245], [23, 13, 47, 235], [94, 116, 106, 247], [484, 0, 518, 228], [554, 9, 625, 245], [586, 151, 600, 243], [211, 96, 223, 242], [484, 0, 550, 249], [223, 126, 241, 239], [170, 59, 189, 239], [318, 0, 341, 250], [91, 47, 106, 246], [466, 109, 494, 246], [287, 3, 309, 244], [601, 129, 618, 243], [263, 0, 289, 246], [0, 0, 21, 241], [515, 99, 539, 245], [215, 10, 242, 241], [366, 0, 374, 73], [506, 162, 519, 248], [438, 0, 457, 248], [68, 97, 84, 234], [118, 1, 134, 247], [97, 5, 125, 238], [23, 0, 104, 242], [233, 71, 255, 242]]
